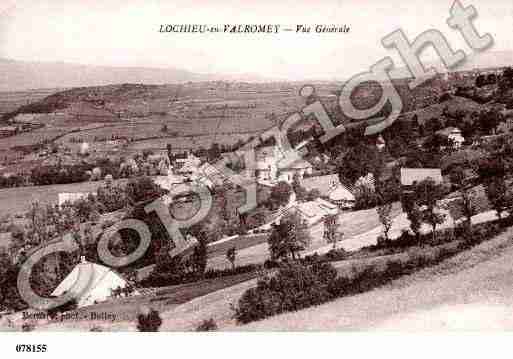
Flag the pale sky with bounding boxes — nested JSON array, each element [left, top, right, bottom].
[[0, 0, 512, 80]]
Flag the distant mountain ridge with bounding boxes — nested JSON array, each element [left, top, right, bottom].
[[388, 51, 513, 79], [0, 58, 213, 92]]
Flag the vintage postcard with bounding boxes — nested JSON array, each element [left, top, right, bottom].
[[0, 0, 513, 349]]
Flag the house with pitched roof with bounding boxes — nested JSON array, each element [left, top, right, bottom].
[[254, 145, 313, 184], [282, 198, 339, 227], [436, 127, 464, 149], [300, 174, 355, 208], [51, 257, 138, 308]]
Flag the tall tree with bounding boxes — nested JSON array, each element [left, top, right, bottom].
[[376, 202, 394, 242], [216, 185, 230, 221], [478, 157, 510, 221], [401, 192, 423, 241], [451, 166, 477, 230], [190, 238, 208, 277], [485, 179, 509, 221], [268, 211, 310, 261], [414, 179, 446, 242], [226, 246, 236, 270], [292, 173, 307, 202]]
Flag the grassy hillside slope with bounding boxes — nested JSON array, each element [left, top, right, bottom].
[[237, 226, 513, 331]]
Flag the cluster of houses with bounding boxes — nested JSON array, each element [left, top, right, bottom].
[[45, 129, 452, 240]]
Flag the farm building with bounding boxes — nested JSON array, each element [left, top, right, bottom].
[[154, 171, 186, 190], [51, 258, 138, 308], [278, 159, 314, 183], [300, 174, 355, 209], [176, 152, 202, 175], [436, 127, 464, 149], [293, 198, 339, 227], [328, 186, 356, 209], [255, 146, 279, 182], [300, 174, 341, 197], [376, 135, 386, 151], [355, 172, 376, 191], [255, 161, 277, 182]]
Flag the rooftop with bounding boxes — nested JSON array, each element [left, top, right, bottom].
[[329, 185, 356, 202], [300, 174, 341, 197]]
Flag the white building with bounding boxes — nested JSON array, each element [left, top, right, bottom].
[[255, 146, 279, 182], [175, 152, 201, 174], [293, 198, 339, 227], [436, 127, 465, 149], [154, 172, 186, 191], [254, 145, 313, 184], [278, 159, 313, 183], [300, 174, 355, 209], [400, 168, 443, 190], [328, 186, 356, 209], [376, 135, 386, 151]]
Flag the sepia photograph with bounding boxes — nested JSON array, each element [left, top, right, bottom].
[[0, 0, 513, 355]]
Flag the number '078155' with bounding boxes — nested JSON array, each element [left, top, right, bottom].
[[15, 344, 47, 353]]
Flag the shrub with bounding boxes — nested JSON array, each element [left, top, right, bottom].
[[126, 176, 166, 204], [324, 249, 347, 261], [21, 322, 35, 332], [263, 259, 279, 269], [234, 262, 336, 324], [196, 318, 218, 331], [140, 263, 261, 288], [96, 183, 129, 212], [439, 93, 452, 103], [376, 235, 387, 247]]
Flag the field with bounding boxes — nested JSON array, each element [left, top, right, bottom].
[[0, 78, 466, 172], [0, 127, 68, 151], [0, 88, 63, 119]]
